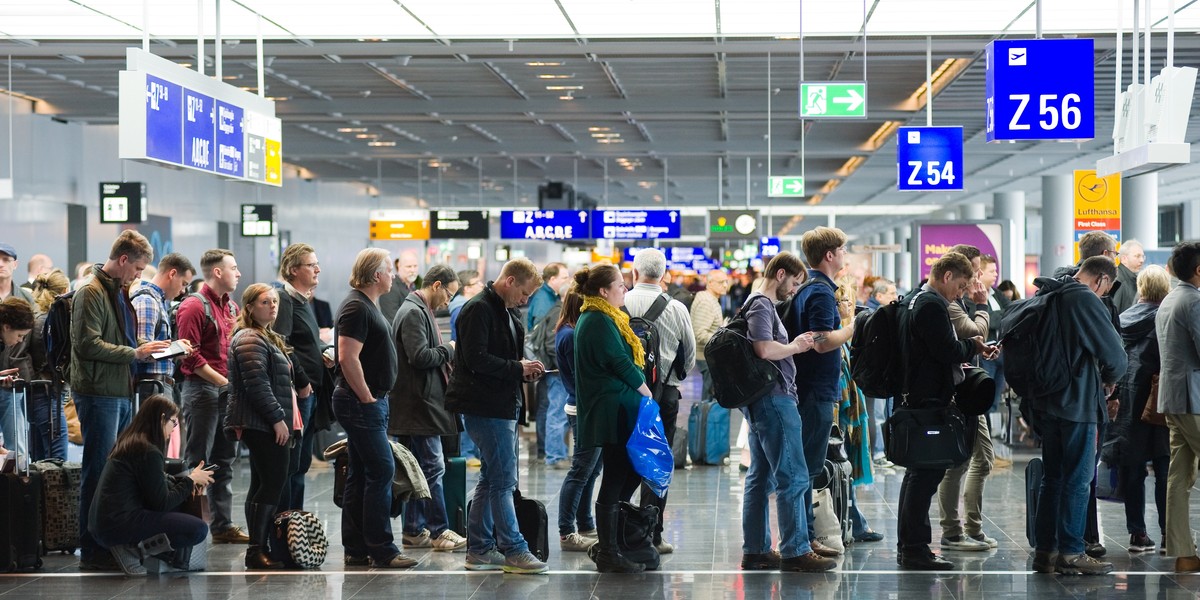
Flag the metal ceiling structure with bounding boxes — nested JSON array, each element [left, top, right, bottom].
[[1, 0, 1199, 238]]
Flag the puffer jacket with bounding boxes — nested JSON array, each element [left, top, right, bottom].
[[225, 328, 294, 436], [1103, 302, 1169, 465]]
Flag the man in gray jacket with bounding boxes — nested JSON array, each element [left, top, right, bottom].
[[390, 264, 466, 553], [1155, 242, 1200, 573]]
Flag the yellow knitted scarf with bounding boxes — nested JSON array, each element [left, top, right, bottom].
[[581, 295, 646, 369]]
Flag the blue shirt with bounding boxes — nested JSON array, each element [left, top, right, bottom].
[[448, 295, 467, 342], [789, 270, 841, 403], [526, 283, 558, 330], [555, 324, 577, 404]]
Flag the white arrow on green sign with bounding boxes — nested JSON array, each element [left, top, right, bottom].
[[799, 82, 868, 119], [768, 176, 805, 197]]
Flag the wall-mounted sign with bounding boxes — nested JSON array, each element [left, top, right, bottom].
[[897, 126, 964, 191], [986, 39, 1094, 141], [500, 210, 590, 241], [914, 221, 1006, 283], [370, 209, 430, 241], [431, 210, 489, 239], [240, 204, 275, 237], [759, 237, 781, 257], [120, 48, 282, 186], [708, 210, 759, 239], [592, 210, 681, 240], [99, 182, 147, 224]]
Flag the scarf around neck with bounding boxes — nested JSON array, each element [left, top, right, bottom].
[[581, 295, 645, 368]]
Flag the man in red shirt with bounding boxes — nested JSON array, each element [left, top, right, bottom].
[[177, 249, 247, 543]]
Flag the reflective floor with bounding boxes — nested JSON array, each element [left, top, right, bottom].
[[5, 398, 1200, 599]]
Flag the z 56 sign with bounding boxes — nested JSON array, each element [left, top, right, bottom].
[[986, 39, 1095, 141]]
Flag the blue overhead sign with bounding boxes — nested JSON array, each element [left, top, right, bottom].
[[986, 38, 1095, 141], [500, 210, 591, 240], [623, 246, 707, 264], [759, 237, 781, 257], [897, 126, 964, 191], [592, 209, 681, 240]]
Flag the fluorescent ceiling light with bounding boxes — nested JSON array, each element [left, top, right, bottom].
[[537, 74, 576, 79], [338, 127, 369, 133], [545, 85, 584, 91], [368, 141, 397, 147], [836, 156, 866, 178], [526, 62, 564, 67], [899, 58, 971, 111], [863, 121, 902, 151]]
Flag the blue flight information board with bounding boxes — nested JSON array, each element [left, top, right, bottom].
[[215, 101, 245, 178], [592, 209, 681, 240], [623, 246, 707, 263], [145, 75, 183, 164], [500, 210, 591, 240], [183, 89, 215, 171], [897, 126, 964, 191], [986, 38, 1094, 141]]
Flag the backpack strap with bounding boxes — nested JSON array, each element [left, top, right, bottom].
[[643, 293, 671, 323], [131, 286, 169, 337]]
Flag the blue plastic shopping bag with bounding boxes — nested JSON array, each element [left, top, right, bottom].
[[626, 395, 673, 498]]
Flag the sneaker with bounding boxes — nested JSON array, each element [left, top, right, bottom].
[[741, 550, 782, 570], [1129, 533, 1155, 553], [79, 552, 122, 572], [344, 555, 370, 566], [503, 551, 549, 574], [968, 533, 999, 549], [1032, 550, 1058, 574], [854, 530, 885, 543], [780, 551, 837, 572], [1055, 552, 1113, 575], [873, 456, 895, 469], [560, 533, 597, 552], [578, 528, 598, 538], [109, 544, 147, 576], [466, 458, 482, 468], [810, 538, 841, 557], [940, 535, 990, 552], [373, 553, 418, 568], [211, 525, 251, 544], [465, 548, 507, 571], [432, 530, 467, 552], [1085, 542, 1107, 558], [655, 540, 675, 555], [403, 529, 433, 548]]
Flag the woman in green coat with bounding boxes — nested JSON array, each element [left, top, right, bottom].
[[572, 264, 653, 573]]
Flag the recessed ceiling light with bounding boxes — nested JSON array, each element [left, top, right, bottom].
[[559, 95, 574, 101], [537, 74, 575, 79], [367, 141, 396, 147], [526, 61, 563, 67], [545, 85, 583, 91], [338, 127, 369, 133], [588, 127, 611, 132], [355, 134, 379, 139]]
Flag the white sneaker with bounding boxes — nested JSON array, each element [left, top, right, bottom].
[[432, 530, 467, 552], [465, 548, 506, 571], [402, 529, 432, 548], [968, 533, 999, 549], [940, 535, 990, 551], [560, 532, 596, 552]]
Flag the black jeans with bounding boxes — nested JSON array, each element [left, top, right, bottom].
[[639, 386, 679, 541], [1123, 456, 1169, 536], [93, 509, 208, 551], [598, 444, 642, 505], [897, 467, 947, 553], [241, 428, 291, 506]]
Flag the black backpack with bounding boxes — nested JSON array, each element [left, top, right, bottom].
[[777, 278, 835, 340], [999, 284, 1072, 399], [523, 303, 560, 370], [624, 294, 672, 400], [849, 297, 908, 399], [704, 295, 782, 409], [42, 291, 75, 389]]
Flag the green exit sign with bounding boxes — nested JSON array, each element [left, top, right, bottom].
[[768, 176, 805, 197], [799, 82, 867, 119]]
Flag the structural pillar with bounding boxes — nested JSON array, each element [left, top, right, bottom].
[[1123, 173, 1158, 249], [1042, 174, 1075, 274], [881, 229, 896, 281], [937, 209, 958, 220], [993, 191, 1026, 289], [959, 203, 987, 221], [896, 225, 913, 292]]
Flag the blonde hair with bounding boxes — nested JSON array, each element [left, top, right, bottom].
[[236, 283, 291, 354], [1136, 264, 1170, 304], [499, 258, 541, 286], [31, 269, 69, 313], [349, 248, 391, 289]]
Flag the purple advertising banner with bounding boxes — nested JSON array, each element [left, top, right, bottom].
[[915, 222, 1004, 282]]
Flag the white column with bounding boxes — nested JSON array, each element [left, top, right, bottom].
[[881, 229, 897, 281], [959, 203, 987, 221], [994, 191, 1026, 288], [1123, 173, 1159, 250], [937, 209, 958, 220], [896, 225, 913, 292], [1042, 174, 1075, 274]]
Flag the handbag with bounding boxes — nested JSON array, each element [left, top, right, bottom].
[[883, 401, 971, 470], [1140, 374, 1167, 427]]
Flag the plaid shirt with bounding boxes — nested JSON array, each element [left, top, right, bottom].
[[131, 281, 173, 377]]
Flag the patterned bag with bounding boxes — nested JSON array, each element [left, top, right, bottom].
[[270, 510, 327, 569], [33, 459, 81, 553]]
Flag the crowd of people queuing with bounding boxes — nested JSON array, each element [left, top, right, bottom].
[[1, 222, 1197, 576]]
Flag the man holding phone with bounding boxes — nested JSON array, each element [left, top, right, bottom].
[[131, 253, 196, 397]]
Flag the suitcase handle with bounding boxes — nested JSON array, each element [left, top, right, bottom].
[[7, 379, 29, 475]]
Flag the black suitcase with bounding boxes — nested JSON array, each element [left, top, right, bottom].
[[0, 381, 43, 571], [1026, 457, 1043, 548], [443, 457, 468, 536], [467, 489, 550, 562]]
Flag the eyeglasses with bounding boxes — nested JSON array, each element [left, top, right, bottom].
[[302, 262, 319, 269], [1103, 249, 1118, 258]]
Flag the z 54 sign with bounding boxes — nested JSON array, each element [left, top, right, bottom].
[[986, 39, 1095, 141], [897, 126, 964, 191]]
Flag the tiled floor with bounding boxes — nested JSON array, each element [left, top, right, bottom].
[[5, 401, 1200, 599]]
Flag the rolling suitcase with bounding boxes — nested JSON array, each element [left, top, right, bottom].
[[1026, 457, 1043, 547], [687, 400, 730, 465], [466, 489, 550, 562], [32, 458, 81, 554], [672, 428, 688, 469], [443, 457, 468, 536], [0, 381, 43, 571]]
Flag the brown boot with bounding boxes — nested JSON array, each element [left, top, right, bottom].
[[1175, 556, 1200, 573]]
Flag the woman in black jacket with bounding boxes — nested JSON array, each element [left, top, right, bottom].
[[89, 395, 213, 575], [1108, 265, 1171, 553], [226, 283, 298, 570]]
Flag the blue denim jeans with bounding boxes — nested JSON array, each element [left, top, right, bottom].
[[92, 508, 208, 551], [400, 435, 450, 538], [463, 414, 528, 557], [558, 415, 602, 536], [0, 388, 28, 460], [798, 399, 835, 540], [1034, 413, 1098, 555], [740, 394, 813, 559], [281, 392, 316, 511], [459, 415, 479, 459], [29, 386, 68, 461], [866, 397, 891, 457], [544, 374, 570, 465], [332, 388, 400, 562], [75, 393, 133, 557]]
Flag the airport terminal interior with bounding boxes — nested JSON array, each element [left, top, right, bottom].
[[4, 0, 1200, 597]]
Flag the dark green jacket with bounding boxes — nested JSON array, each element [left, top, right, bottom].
[[70, 265, 137, 398], [575, 310, 645, 448]]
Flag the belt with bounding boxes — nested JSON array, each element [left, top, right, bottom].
[[142, 373, 175, 387]]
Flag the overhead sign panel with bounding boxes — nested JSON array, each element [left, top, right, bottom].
[[99, 182, 147, 224], [240, 204, 275, 237], [592, 209, 681, 240], [500, 210, 590, 241], [120, 48, 282, 186], [431, 210, 490, 239], [708, 210, 759, 239], [896, 126, 964, 191], [623, 247, 707, 264], [759, 237, 781, 257], [799, 82, 867, 119], [369, 209, 430, 241], [768, 176, 805, 198], [986, 39, 1095, 141]]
